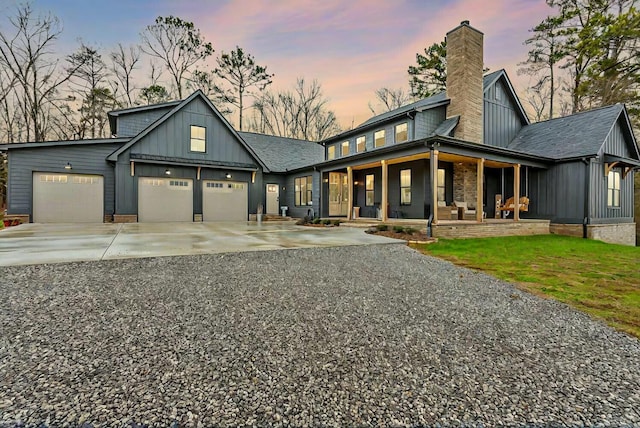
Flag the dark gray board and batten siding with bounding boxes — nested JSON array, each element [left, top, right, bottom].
[[113, 97, 259, 216], [285, 170, 320, 218], [6, 143, 124, 219], [484, 79, 526, 148]]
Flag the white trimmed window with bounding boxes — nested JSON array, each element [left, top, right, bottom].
[[327, 145, 336, 160], [190, 125, 206, 152], [607, 169, 621, 207], [395, 122, 408, 143], [374, 130, 385, 148], [356, 136, 366, 152], [400, 169, 411, 205], [341, 141, 350, 156]]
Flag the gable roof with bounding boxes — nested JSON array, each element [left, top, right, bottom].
[[508, 104, 632, 160], [106, 90, 268, 171], [239, 132, 324, 172], [358, 92, 449, 128], [483, 69, 530, 125], [107, 100, 182, 137]]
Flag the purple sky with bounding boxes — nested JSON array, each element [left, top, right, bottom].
[[1, 0, 553, 128]]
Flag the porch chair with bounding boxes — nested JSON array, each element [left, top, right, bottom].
[[452, 201, 476, 219]]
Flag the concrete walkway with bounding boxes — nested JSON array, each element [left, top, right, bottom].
[[0, 222, 401, 266]]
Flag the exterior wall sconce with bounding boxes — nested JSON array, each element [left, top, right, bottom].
[[225, 173, 232, 179], [354, 181, 359, 185], [165, 169, 171, 176], [64, 162, 72, 170]]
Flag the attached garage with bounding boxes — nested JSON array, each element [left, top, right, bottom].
[[203, 180, 248, 221], [33, 172, 104, 223], [138, 177, 193, 222]]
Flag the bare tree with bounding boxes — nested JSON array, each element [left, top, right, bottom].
[[110, 43, 140, 107], [141, 16, 213, 99], [212, 46, 273, 130], [67, 43, 114, 138], [0, 4, 87, 142], [249, 78, 341, 141], [187, 69, 232, 115], [368, 87, 413, 115]]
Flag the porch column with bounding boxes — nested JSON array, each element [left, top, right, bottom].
[[430, 149, 439, 224], [347, 166, 353, 220], [514, 163, 521, 222], [381, 160, 388, 222], [476, 158, 484, 222]]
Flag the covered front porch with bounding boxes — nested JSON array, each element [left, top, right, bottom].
[[320, 139, 545, 225]]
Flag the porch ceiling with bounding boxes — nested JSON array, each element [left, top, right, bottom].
[[345, 152, 519, 171]]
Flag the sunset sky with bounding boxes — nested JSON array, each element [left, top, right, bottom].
[[0, 0, 553, 128]]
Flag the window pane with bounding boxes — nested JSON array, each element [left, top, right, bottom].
[[366, 191, 374, 206], [365, 174, 374, 190], [400, 169, 411, 187], [190, 125, 206, 152], [374, 130, 385, 148], [341, 141, 349, 156], [395, 123, 408, 143], [190, 138, 205, 152], [328, 146, 335, 160], [356, 136, 365, 152], [401, 188, 411, 205], [437, 169, 445, 185]]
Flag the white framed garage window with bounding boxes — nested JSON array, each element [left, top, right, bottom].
[[40, 174, 67, 183]]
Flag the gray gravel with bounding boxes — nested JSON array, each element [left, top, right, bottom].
[[1, 244, 639, 427]]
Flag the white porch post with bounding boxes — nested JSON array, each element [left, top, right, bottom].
[[347, 166, 353, 220], [514, 163, 521, 222], [381, 160, 388, 222], [476, 158, 484, 222]]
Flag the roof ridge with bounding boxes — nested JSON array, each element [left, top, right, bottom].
[[239, 131, 315, 144]]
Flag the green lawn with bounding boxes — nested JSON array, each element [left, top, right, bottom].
[[413, 235, 640, 338]]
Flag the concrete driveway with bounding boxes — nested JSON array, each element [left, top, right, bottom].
[[0, 222, 400, 266]]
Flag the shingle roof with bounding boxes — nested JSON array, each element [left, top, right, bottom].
[[358, 92, 449, 127], [508, 104, 624, 159], [239, 132, 324, 172], [433, 115, 459, 137]]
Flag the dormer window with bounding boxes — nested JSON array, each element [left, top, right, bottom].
[[190, 125, 206, 152], [395, 123, 408, 143], [327, 145, 336, 160], [341, 141, 350, 156], [374, 130, 385, 148]]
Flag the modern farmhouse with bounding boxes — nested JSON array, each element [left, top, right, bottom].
[[1, 21, 639, 245]]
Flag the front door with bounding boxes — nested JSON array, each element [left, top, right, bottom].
[[328, 172, 348, 216], [266, 184, 279, 214]]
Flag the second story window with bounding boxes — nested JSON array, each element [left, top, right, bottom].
[[190, 125, 206, 152], [374, 130, 385, 148], [341, 141, 350, 156], [328, 145, 336, 160], [356, 136, 366, 152], [395, 122, 408, 143]]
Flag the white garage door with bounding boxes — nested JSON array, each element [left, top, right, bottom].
[[203, 180, 248, 221], [138, 177, 193, 222], [33, 172, 104, 223]]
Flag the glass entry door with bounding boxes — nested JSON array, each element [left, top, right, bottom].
[[328, 172, 348, 216]]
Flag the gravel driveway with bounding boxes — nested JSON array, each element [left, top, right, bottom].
[[1, 244, 639, 427]]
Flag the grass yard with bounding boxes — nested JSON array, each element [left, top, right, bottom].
[[413, 235, 640, 338]]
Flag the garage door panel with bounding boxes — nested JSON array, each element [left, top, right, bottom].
[[138, 177, 193, 222], [33, 173, 104, 223], [203, 180, 248, 221]]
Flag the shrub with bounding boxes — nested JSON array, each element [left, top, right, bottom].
[[404, 227, 417, 235], [332, 220, 341, 226], [313, 218, 322, 224], [323, 219, 332, 225], [376, 224, 388, 231], [393, 225, 405, 233]]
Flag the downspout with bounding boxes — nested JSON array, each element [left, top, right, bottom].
[[582, 157, 591, 239]]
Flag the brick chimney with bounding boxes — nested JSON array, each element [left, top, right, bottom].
[[446, 20, 483, 144]]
